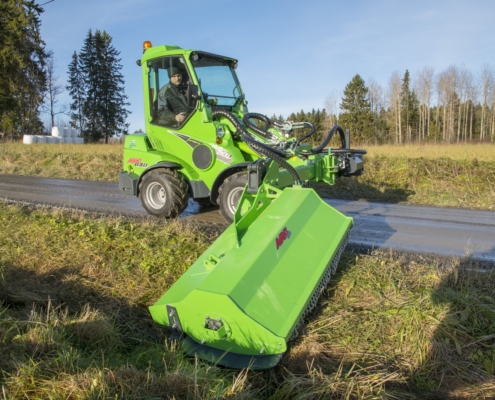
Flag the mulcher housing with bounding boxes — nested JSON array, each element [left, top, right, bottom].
[[149, 183, 352, 369]]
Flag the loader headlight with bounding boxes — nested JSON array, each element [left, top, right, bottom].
[[216, 125, 225, 138]]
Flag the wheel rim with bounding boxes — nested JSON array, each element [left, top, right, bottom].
[[146, 182, 166, 209], [226, 187, 244, 215]]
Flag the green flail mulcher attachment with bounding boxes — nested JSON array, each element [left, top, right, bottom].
[[149, 124, 366, 370]]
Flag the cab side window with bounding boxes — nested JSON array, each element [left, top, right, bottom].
[[148, 56, 193, 127]]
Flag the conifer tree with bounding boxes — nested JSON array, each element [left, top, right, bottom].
[[339, 74, 374, 142], [67, 51, 86, 134], [401, 70, 420, 142], [0, 0, 47, 137], [68, 29, 130, 143]]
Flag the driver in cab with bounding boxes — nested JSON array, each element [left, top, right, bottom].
[[157, 67, 191, 126]]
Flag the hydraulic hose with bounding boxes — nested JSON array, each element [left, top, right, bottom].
[[294, 122, 316, 148], [330, 148, 367, 155], [242, 113, 272, 139], [212, 110, 287, 158], [212, 110, 302, 185], [311, 124, 346, 153], [242, 133, 303, 185]]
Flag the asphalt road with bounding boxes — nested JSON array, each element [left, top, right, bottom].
[[1, 174, 494, 263]]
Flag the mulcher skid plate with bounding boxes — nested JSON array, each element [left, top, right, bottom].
[[149, 185, 353, 370]]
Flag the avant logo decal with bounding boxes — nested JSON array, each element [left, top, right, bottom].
[[127, 158, 148, 168], [275, 227, 291, 250]]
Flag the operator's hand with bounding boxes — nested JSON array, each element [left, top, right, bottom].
[[175, 112, 186, 123]]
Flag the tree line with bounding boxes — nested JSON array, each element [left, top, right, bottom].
[[0, 1, 129, 142], [1, 2, 492, 145], [279, 65, 495, 145]]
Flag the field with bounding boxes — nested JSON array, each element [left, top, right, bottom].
[[1, 142, 494, 398], [1, 142, 494, 210], [1, 203, 494, 399]]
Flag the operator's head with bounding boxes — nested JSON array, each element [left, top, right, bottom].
[[168, 67, 182, 86]]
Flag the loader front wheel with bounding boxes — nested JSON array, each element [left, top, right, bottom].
[[139, 169, 189, 218], [218, 172, 248, 223]]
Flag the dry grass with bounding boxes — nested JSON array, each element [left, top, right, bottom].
[[0, 142, 121, 181], [313, 155, 495, 210], [365, 143, 495, 161], [1, 202, 494, 399]]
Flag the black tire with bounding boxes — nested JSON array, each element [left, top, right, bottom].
[[218, 172, 248, 223], [139, 169, 189, 218]]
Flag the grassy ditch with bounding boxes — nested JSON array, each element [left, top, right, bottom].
[[1, 202, 494, 399], [1, 142, 494, 210], [313, 155, 495, 210], [0, 143, 121, 182]]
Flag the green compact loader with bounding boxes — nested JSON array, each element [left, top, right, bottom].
[[120, 42, 366, 369], [119, 41, 346, 222]]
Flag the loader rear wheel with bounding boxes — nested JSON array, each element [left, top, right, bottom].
[[218, 172, 248, 223], [139, 169, 189, 218]]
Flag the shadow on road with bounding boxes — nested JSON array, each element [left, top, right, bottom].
[[312, 177, 415, 204]]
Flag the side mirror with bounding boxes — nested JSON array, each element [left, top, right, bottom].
[[187, 84, 199, 107]]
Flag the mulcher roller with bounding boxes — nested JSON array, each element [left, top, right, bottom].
[[149, 186, 353, 370]]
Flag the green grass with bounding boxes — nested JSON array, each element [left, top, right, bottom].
[[1, 202, 494, 399]]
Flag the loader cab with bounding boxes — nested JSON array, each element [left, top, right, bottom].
[[147, 51, 244, 128]]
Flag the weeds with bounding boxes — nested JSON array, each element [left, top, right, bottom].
[[0, 203, 494, 398]]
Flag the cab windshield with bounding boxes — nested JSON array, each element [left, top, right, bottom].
[[192, 56, 242, 107]]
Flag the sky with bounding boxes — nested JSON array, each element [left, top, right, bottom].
[[38, 0, 495, 133]]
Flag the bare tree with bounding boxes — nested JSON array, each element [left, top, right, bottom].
[[414, 66, 434, 142], [479, 65, 494, 141], [367, 78, 385, 142], [492, 76, 495, 142], [455, 66, 467, 142], [42, 52, 67, 129], [387, 72, 402, 144], [466, 78, 478, 141], [324, 91, 340, 127], [436, 66, 460, 143]]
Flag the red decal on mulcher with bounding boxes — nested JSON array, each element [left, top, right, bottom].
[[128, 158, 142, 163], [275, 227, 291, 250]]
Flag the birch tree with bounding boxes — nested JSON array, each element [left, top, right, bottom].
[[324, 91, 340, 127], [42, 52, 66, 129], [414, 66, 434, 141], [387, 72, 402, 144], [479, 64, 494, 142], [367, 78, 385, 142]]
